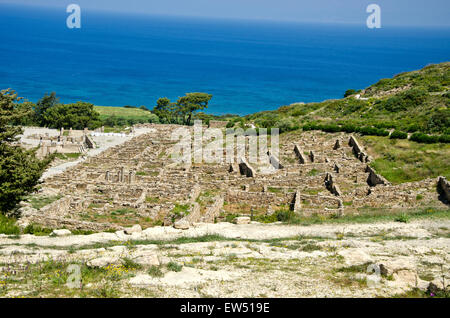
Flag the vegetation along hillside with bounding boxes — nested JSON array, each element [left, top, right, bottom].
[[240, 62, 449, 139]]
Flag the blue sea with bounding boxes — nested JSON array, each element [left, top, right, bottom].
[[0, 4, 449, 115]]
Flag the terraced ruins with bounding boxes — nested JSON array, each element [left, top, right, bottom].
[[18, 124, 449, 232]]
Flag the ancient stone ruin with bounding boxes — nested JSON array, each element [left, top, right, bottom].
[[18, 125, 449, 231]]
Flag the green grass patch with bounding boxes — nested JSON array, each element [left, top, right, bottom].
[[307, 169, 320, 176], [148, 266, 164, 277], [361, 136, 450, 184], [0, 214, 20, 235], [172, 204, 190, 216], [23, 224, 53, 236], [94, 105, 154, 121], [145, 196, 159, 203], [167, 261, 183, 272], [110, 208, 136, 216], [26, 195, 62, 210], [53, 153, 81, 160]]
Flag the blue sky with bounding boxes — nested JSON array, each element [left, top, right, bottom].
[[1, 0, 449, 26]]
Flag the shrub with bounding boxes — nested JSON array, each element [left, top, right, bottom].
[[395, 213, 409, 223], [275, 118, 299, 133], [438, 134, 450, 143], [320, 124, 341, 133], [226, 121, 234, 128], [410, 132, 439, 144], [383, 88, 428, 112], [148, 266, 164, 277], [275, 210, 295, 222], [121, 257, 142, 270], [0, 214, 20, 235], [389, 130, 408, 139], [344, 89, 356, 97], [427, 108, 450, 133], [167, 261, 183, 272], [23, 224, 52, 236], [358, 126, 389, 137], [342, 124, 357, 133]]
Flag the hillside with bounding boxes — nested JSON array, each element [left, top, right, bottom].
[[245, 62, 449, 136]]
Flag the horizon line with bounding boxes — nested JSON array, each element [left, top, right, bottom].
[[2, 2, 450, 29]]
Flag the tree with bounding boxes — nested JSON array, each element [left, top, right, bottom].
[[152, 93, 212, 125], [176, 93, 212, 125], [0, 89, 51, 214], [42, 101, 102, 129], [153, 97, 173, 124], [344, 89, 356, 97], [35, 92, 59, 125]]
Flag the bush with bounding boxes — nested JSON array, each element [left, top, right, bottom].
[[275, 210, 296, 222], [320, 124, 341, 133], [167, 261, 182, 272], [23, 223, 52, 236], [382, 88, 428, 112], [148, 266, 164, 277], [410, 132, 439, 144], [427, 108, 450, 133], [344, 89, 356, 97], [275, 118, 299, 133], [358, 126, 389, 136], [390, 130, 408, 139], [0, 214, 20, 235], [438, 134, 450, 143], [342, 124, 357, 133]]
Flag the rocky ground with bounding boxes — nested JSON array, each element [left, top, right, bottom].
[[0, 218, 448, 298]]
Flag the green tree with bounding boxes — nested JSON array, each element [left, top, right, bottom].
[[153, 97, 173, 123], [344, 89, 356, 97], [42, 101, 102, 129], [0, 89, 51, 214], [176, 93, 212, 125], [35, 92, 59, 125]]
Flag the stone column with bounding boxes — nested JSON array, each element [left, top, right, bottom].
[[119, 167, 124, 182], [129, 170, 135, 184]]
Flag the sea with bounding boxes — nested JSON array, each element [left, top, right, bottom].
[[0, 3, 449, 115]]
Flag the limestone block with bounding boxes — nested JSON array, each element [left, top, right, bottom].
[[174, 219, 190, 230], [124, 224, 142, 235], [234, 216, 251, 224], [50, 229, 72, 237]]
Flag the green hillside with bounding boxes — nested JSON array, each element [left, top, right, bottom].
[[245, 62, 450, 137], [94, 106, 156, 121]]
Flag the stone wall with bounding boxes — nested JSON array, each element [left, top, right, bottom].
[[85, 135, 95, 149], [366, 166, 391, 187], [202, 196, 225, 223], [238, 158, 256, 177], [437, 176, 450, 203], [226, 190, 293, 207], [293, 144, 307, 164]]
